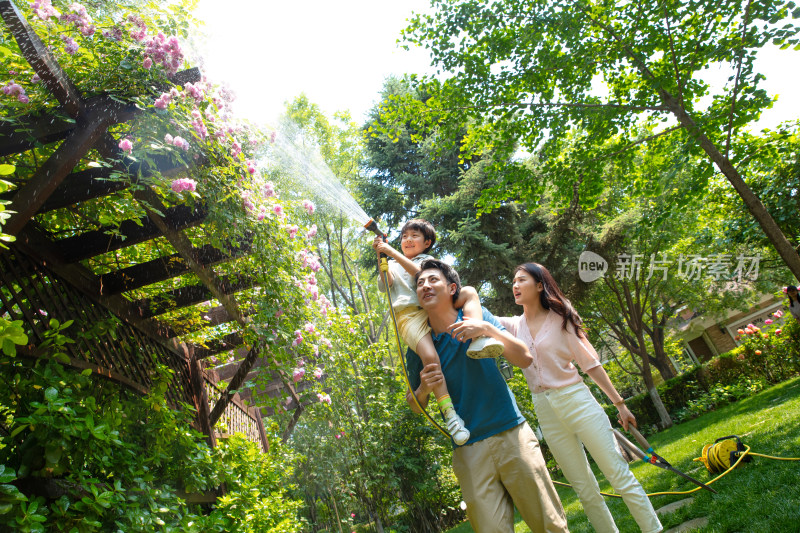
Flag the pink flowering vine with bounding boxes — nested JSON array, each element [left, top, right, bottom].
[[118, 138, 133, 153], [302, 199, 315, 215], [2, 81, 29, 103], [171, 178, 196, 193], [292, 367, 306, 382], [317, 392, 332, 405]]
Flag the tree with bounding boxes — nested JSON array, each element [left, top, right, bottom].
[[397, 0, 800, 279]]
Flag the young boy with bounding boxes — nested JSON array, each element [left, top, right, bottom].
[[373, 219, 504, 445]]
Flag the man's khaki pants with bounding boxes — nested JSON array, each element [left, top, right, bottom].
[[452, 422, 569, 533]]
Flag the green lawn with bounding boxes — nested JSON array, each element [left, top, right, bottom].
[[446, 377, 800, 533]]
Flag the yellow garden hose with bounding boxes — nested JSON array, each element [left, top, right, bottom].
[[581, 436, 800, 499], [378, 256, 451, 440]]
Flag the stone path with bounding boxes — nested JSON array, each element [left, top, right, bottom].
[[655, 497, 710, 532]]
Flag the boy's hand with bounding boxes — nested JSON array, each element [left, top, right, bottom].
[[372, 236, 396, 257], [448, 319, 486, 342]]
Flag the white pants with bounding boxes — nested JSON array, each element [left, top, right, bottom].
[[532, 383, 662, 533]]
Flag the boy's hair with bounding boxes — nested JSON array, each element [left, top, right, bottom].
[[400, 218, 436, 254], [416, 258, 461, 304]]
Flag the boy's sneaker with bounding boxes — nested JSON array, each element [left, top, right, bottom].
[[444, 411, 470, 445], [467, 336, 504, 359]]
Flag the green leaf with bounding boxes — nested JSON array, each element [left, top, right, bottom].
[[0, 164, 15, 176], [45, 387, 58, 402], [0, 466, 15, 484]]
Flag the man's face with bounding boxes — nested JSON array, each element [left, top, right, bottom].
[[416, 268, 455, 310]]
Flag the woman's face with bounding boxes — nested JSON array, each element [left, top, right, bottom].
[[512, 269, 542, 305]]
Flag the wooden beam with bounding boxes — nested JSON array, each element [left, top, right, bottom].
[[0, 0, 82, 116], [98, 242, 247, 295], [0, 109, 76, 157], [132, 275, 254, 318], [282, 405, 304, 442], [36, 155, 194, 213], [192, 332, 244, 360], [14, 226, 184, 349], [209, 344, 260, 426], [54, 204, 207, 263], [4, 98, 135, 236]]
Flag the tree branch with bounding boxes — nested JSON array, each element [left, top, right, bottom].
[[725, 0, 753, 159]]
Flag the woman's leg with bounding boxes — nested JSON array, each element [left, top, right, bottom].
[[534, 389, 618, 532]]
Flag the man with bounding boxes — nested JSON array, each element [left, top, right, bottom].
[[406, 259, 569, 533]]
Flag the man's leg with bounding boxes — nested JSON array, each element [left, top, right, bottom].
[[494, 423, 569, 533], [453, 439, 516, 532]]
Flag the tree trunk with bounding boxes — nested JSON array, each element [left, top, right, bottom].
[[658, 89, 800, 281], [639, 350, 673, 428]]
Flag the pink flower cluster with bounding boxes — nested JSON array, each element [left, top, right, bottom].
[[292, 366, 306, 382], [60, 35, 79, 55], [313, 367, 323, 379], [102, 26, 123, 41], [287, 225, 299, 239], [292, 329, 304, 347], [2, 81, 29, 103], [183, 82, 205, 103], [126, 14, 147, 42], [307, 224, 318, 239], [231, 140, 242, 158], [118, 138, 133, 153], [60, 3, 94, 36], [164, 133, 190, 151], [30, 0, 59, 21], [304, 322, 316, 333], [302, 199, 315, 215], [317, 392, 332, 405], [263, 182, 276, 197], [143, 32, 184, 75], [191, 108, 207, 139], [171, 178, 196, 193], [154, 88, 180, 109], [299, 249, 322, 273]]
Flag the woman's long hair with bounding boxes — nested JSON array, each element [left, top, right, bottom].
[[788, 285, 799, 308], [516, 262, 585, 337]]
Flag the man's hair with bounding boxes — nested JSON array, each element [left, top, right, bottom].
[[400, 218, 436, 254], [415, 258, 461, 304]]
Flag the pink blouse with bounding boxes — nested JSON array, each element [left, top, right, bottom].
[[497, 311, 602, 393]]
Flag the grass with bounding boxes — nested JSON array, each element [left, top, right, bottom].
[[445, 377, 800, 533]]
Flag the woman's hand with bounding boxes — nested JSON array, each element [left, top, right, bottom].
[[448, 318, 487, 342], [616, 403, 637, 432]]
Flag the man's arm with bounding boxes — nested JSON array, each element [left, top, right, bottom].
[[405, 363, 443, 413]]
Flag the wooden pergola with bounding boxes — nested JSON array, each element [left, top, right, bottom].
[[0, 0, 315, 457]]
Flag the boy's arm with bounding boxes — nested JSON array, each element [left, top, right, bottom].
[[454, 285, 482, 319], [373, 238, 422, 278], [373, 236, 395, 289]]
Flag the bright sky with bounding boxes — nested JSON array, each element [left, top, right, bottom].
[[193, 1, 799, 131], [193, 0, 436, 127]]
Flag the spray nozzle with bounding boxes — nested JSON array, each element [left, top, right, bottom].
[[364, 218, 384, 238]]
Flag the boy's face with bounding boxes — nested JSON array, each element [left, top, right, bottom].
[[401, 229, 431, 258]]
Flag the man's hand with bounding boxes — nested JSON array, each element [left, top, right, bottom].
[[418, 363, 444, 394]]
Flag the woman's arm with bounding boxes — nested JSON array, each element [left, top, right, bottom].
[[585, 365, 637, 431], [449, 320, 532, 368]]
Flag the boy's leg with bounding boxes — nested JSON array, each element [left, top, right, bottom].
[[458, 286, 505, 359], [416, 335, 470, 445]]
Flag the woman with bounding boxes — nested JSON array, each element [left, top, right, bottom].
[[787, 285, 800, 322], [496, 262, 662, 533]]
